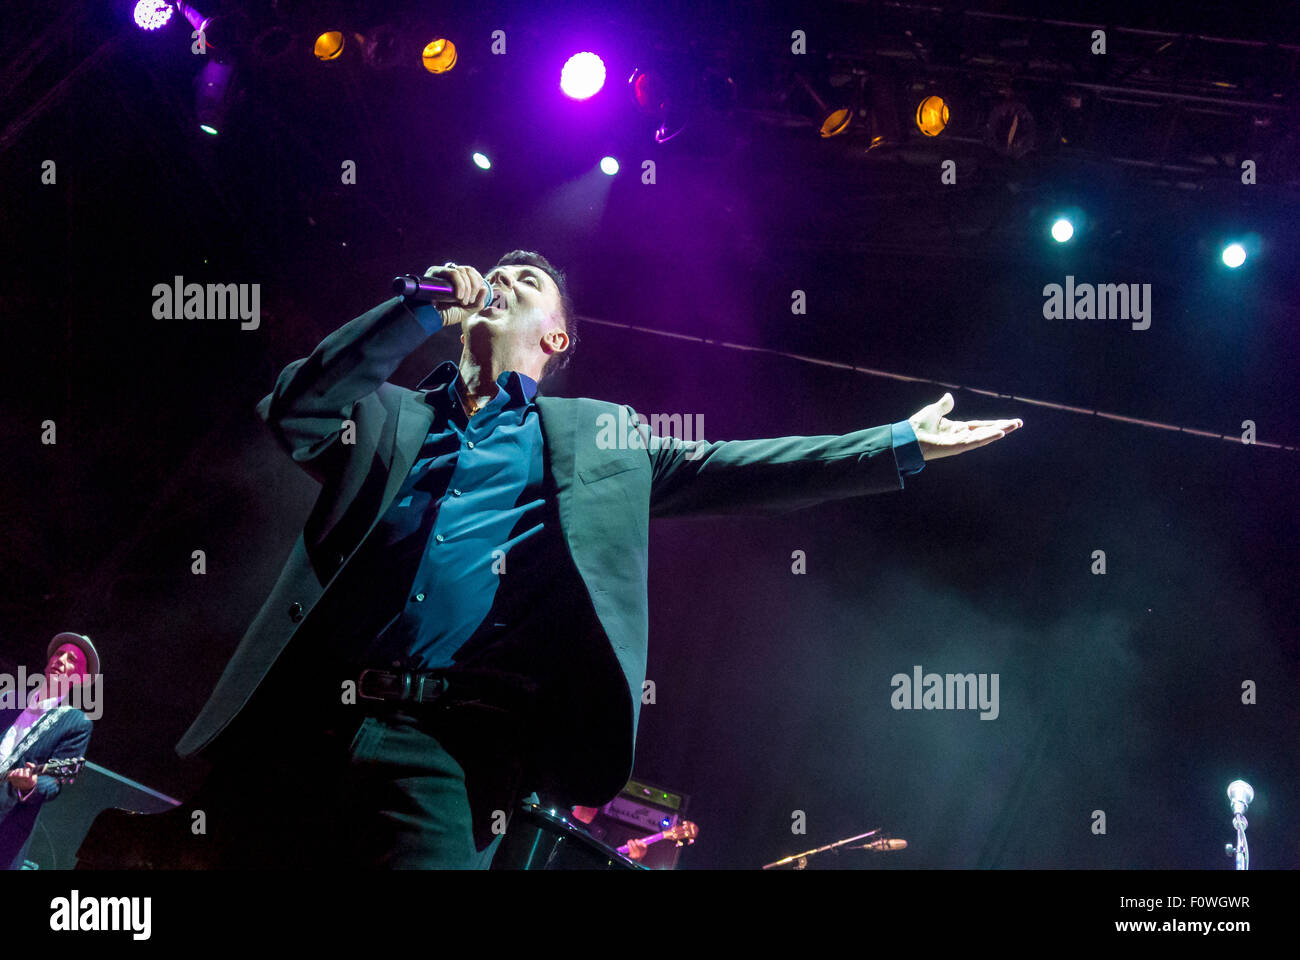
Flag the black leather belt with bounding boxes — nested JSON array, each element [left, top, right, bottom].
[[357, 668, 451, 704]]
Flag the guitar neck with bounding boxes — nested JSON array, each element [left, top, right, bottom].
[[616, 830, 667, 855], [5, 758, 83, 781]]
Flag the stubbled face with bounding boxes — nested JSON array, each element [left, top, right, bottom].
[[464, 263, 567, 369], [46, 643, 90, 689]]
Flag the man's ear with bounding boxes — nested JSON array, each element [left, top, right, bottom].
[[542, 329, 569, 356]]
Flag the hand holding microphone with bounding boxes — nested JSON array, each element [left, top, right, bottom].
[[393, 262, 492, 328]]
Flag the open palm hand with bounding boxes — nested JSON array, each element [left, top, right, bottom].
[[908, 393, 1023, 462]]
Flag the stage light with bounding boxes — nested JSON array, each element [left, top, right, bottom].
[[794, 76, 851, 138], [422, 38, 457, 73], [1051, 218, 1074, 243], [820, 108, 851, 138], [134, 0, 173, 30], [195, 58, 235, 136], [1222, 243, 1246, 268], [174, 2, 216, 45], [915, 95, 949, 136], [561, 52, 606, 100], [629, 68, 667, 114], [862, 81, 903, 151], [472, 152, 491, 170], [986, 100, 1036, 158], [314, 31, 344, 60], [172, 2, 249, 55], [628, 67, 688, 143], [600, 156, 619, 175]]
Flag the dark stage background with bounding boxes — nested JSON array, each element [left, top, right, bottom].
[[1, 0, 1296, 868]]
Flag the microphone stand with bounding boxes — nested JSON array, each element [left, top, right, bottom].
[[1230, 812, 1249, 871], [762, 829, 892, 870]]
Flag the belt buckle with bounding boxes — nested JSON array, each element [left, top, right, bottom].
[[357, 668, 390, 701], [358, 668, 445, 704], [412, 674, 449, 703]]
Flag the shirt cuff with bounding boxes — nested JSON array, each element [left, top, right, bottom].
[[399, 296, 445, 335], [890, 420, 925, 485]]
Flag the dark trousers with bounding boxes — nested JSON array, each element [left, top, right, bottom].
[[199, 697, 533, 869]]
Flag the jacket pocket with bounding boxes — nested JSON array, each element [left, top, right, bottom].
[[578, 455, 641, 484]]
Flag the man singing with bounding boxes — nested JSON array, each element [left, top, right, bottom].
[[175, 250, 1022, 869]]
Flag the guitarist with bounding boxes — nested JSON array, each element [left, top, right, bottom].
[[0, 633, 97, 869], [570, 804, 648, 861]]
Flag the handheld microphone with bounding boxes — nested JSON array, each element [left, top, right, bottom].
[[392, 274, 494, 308]]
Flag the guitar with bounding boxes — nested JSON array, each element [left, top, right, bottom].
[[0, 756, 86, 816], [616, 820, 699, 857]]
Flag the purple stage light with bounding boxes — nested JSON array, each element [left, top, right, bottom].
[[560, 52, 606, 100], [134, 0, 174, 30]]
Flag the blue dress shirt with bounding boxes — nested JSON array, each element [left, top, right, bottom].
[[352, 357, 550, 670]]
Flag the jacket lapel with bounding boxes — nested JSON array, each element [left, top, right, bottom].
[[535, 397, 579, 534], [311, 388, 432, 567], [389, 390, 433, 509]]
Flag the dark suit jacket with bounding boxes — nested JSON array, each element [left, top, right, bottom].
[[176, 296, 906, 802], [0, 707, 93, 869]]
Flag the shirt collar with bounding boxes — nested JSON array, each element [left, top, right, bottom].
[[416, 360, 538, 411], [27, 689, 65, 712]]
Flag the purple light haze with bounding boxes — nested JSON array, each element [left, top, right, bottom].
[[560, 52, 606, 100]]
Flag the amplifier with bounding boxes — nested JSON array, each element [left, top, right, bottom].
[[591, 778, 693, 870]]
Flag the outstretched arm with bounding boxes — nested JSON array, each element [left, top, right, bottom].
[[645, 392, 1021, 519]]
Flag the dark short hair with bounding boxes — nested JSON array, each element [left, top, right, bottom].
[[493, 249, 576, 378]]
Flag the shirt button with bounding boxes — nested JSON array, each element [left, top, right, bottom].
[[467, 441, 475, 449], [413, 593, 425, 602], [435, 534, 444, 543]]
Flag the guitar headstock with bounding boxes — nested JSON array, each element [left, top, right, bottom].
[[42, 756, 85, 784], [664, 820, 699, 845]]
